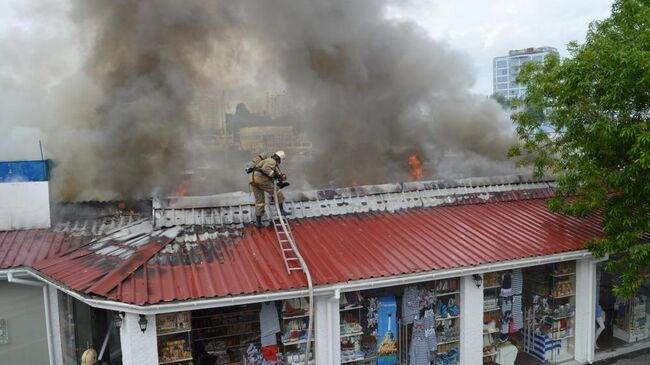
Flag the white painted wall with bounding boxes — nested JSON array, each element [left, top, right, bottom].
[[0, 281, 50, 365], [574, 258, 597, 364], [314, 294, 340, 364], [120, 313, 158, 365], [460, 274, 483, 365], [0, 181, 50, 230]]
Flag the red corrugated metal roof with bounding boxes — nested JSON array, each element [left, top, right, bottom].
[[106, 195, 600, 305], [5, 188, 604, 306], [0, 216, 145, 270], [1, 228, 95, 269]]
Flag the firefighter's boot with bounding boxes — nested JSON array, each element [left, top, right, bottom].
[[255, 216, 263, 229], [279, 203, 291, 216]]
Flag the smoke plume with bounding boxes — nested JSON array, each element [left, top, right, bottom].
[[1, 0, 520, 201]]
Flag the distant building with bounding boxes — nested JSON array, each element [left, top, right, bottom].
[[264, 91, 293, 119], [493, 47, 559, 99], [239, 126, 294, 152], [188, 95, 225, 131]]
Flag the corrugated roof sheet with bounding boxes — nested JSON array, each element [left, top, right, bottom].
[[34, 191, 601, 305], [3, 182, 605, 306], [0, 216, 143, 269]]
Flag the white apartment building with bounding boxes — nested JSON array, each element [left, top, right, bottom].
[[493, 47, 559, 99]]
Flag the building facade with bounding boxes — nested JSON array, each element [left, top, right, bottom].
[[493, 47, 559, 99], [1, 165, 649, 365]]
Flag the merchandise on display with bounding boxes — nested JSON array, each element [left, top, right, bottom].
[[522, 262, 577, 363], [260, 302, 281, 347], [281, 298, 314, 365], [398, 279, 460, 365], [156, 312, 194, 365], [377, 297, 398, 365], [613, 296, 648, 343]]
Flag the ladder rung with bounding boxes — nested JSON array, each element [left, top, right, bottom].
[[286, 257, 299, 261], [289, 267, 302, 271], [282, 248, 294, 252]]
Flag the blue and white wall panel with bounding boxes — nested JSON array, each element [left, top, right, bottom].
[[0, 160, 51, 230]]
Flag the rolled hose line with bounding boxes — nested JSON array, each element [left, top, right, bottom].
[[273, 185, 314, 365]]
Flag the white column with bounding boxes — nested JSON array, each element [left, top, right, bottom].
[[460, 274, 483, 365], [120, 313, 158, 365], [574, 258, 597, 364], [47, 286, 63, 365], [314, 293, 340, 365]]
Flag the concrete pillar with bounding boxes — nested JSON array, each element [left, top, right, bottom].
[[120, 313, 158, 365], [574, 258, 597, 363], [314, 293, 340, 365], [460, 274, 483, 365], [47, 286, 63, 365]]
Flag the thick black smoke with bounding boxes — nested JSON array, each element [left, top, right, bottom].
[[1, 0, 519, 200]]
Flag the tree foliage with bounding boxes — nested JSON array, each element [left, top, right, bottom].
[[509, 0, 650, 297], [490, 92, 513, 110]]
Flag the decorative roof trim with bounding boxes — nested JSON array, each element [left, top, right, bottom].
[[153, 174, 555, 227]]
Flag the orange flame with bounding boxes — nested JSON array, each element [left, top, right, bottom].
[[117, 201, 136, 216], [172, 180, 191, 197], [408, 153, 423, 181]]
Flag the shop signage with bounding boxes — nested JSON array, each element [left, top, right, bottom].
[[377, 297, 397, 365]]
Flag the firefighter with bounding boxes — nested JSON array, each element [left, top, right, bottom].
[[250, 150, 290, 227], [81, 347, 98, 365]]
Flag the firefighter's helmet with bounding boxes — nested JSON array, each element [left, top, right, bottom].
[[274, 150, 286, 162]]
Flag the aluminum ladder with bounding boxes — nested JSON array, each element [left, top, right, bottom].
[[271, 186, 304, 274], [271, 185, 314, 365]]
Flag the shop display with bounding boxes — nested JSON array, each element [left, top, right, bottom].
[[158, 312, 192, 334], [377, 297, 398, 365], [340, 292, 367, 363], [281, 298, 315, 365], [494, 342, 517, 365], [191, 305, 261, 365], [482, 272, 502, 364], [397, 278, 460, 365], [157, 312, 193, 365], [613, 296, 648, 343], [523, 262, 576, 364], [159, 338, 193, 364], [260, 302, 281, 347]]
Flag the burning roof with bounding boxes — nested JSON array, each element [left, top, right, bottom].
[[3, 173, 605, 307]]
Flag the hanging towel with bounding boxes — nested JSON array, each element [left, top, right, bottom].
[[423, 308, 437, 352], [409, 319, 431, 365], [402, 286, 420, 324], [260, 302, 281, 346], [512, 295, 524, 330], [511, 269, 523, 294]]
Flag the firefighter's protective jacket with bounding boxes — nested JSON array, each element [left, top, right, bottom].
[[251, 157, 280, 183]]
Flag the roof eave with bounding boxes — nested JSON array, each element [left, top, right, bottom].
[[1, 249, 593, 315]]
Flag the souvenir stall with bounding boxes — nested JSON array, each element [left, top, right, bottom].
[[612, 296, 648, 343], [280, 298, 315, 365], [157, 312, 194, 365], [593, 260, 650, 354], [156, 305, 264, 365], [357, 277, 461, 365], [522, 262, 576, 364], [481, 270, 523, 365]]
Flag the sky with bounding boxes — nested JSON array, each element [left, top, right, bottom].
[[0, 0, 617, 197], [0, 0, 614, 97], [389, 0, 614, 94]]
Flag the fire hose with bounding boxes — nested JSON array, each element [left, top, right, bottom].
[[273, 184, 314, 365]]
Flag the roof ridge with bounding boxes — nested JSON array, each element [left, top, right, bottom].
[[153, 175, 556, 228]]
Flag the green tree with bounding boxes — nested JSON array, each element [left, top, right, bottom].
[[490, 92, 512, 110], [509, 0, 650, 297]]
